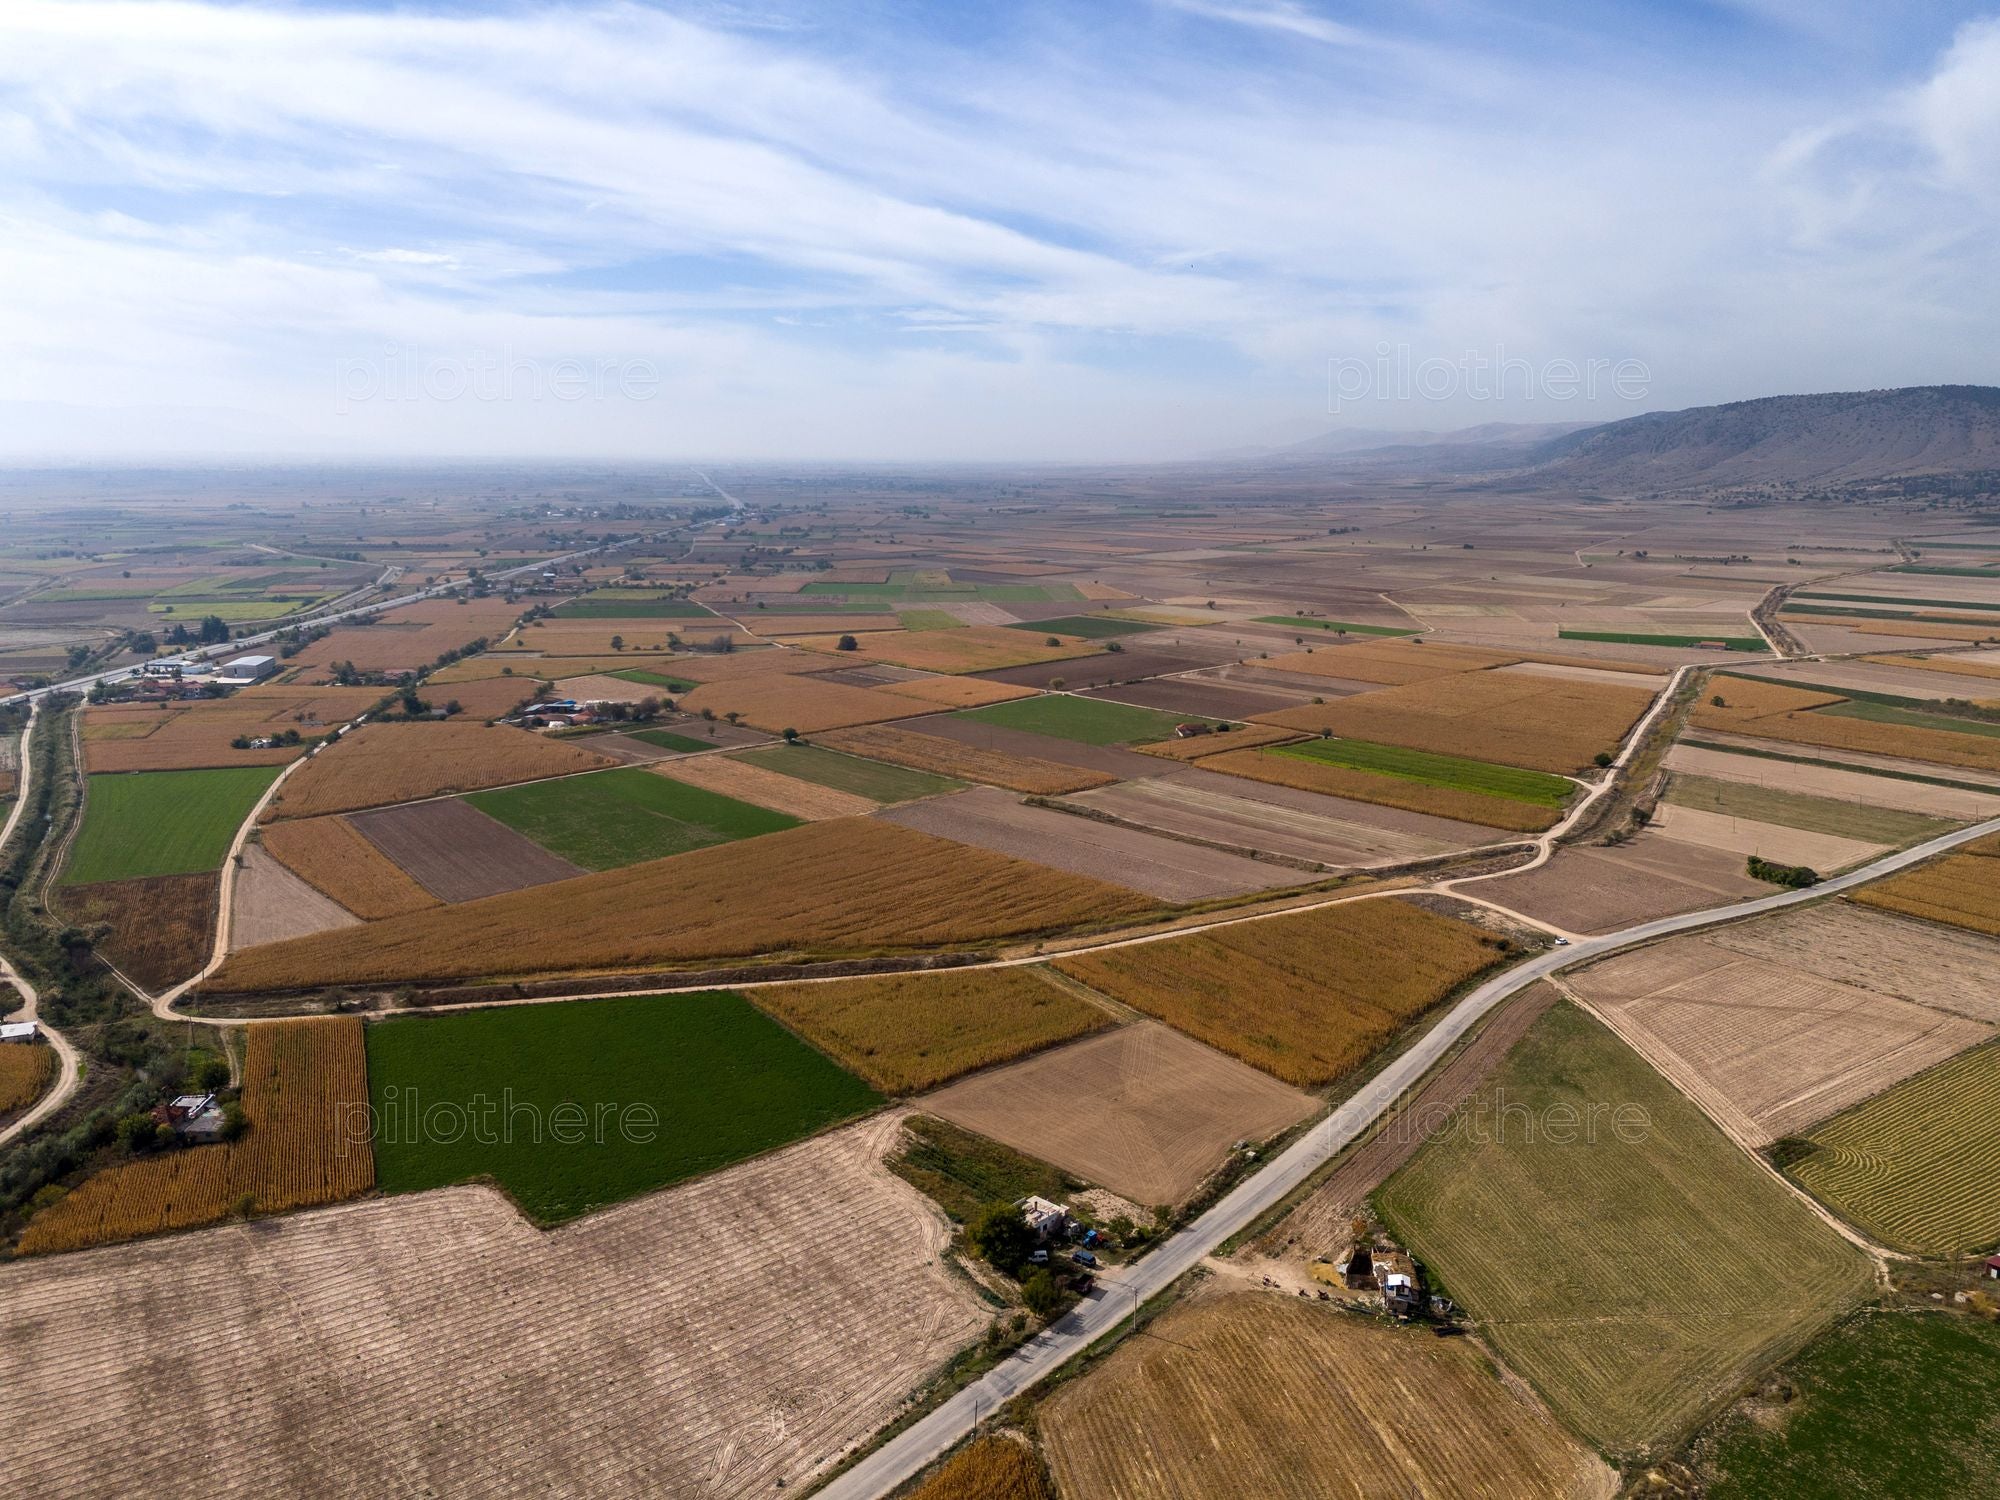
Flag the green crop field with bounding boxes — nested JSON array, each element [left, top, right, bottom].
[[1268, 736, 1572, 806], [607, 667, 697, 692], [465, 766, 797, 869], [1891, 564, 2000, 577], [896, 609, 965, 630], [1820, 700, 2000, 740], [1693, 1312, 2000, 1500], [1789, 1043, 2000, 1255], [735, 742, 961, 803], [1662, 773, 1953, 845], [1794, 591, 2000, 612], [1377, 1003, 1872, 1457], [366, 990, 882, 1222], [1782, 604, 2000, 626], [624, 727, 714, 753], [953, 694, 1197, 746], [1559, 628, 1768, 651], [63, 766, 282, 885], [1002, 614, 1154, 639], [1253, 615, 1416, 636], [552, 595, 716, 619], [888, 1113, 1071, 1224]]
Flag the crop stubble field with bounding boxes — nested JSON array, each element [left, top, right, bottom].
[[1852, 832, 2000, 935], [1039, 1293, 1613, 1500], [257, 813, 440, 918], [267, 721, 617, 819]]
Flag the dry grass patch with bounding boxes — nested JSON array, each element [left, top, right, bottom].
[[655, 756, 876, 820], [82, 685, 382, 772], [0, 1044, 57, 1116], [1041, 1293, 1612, 1500], [748, 967, 1109, 1093], [1199, 747, 1558, 832], [55, 873, 220, 991], [1057, 897, 1508, 1087], [1260, 639, 1517, 685], [1131, 723, 1303, 761], [816, 725, 1116, 795], [789, 626, 1105, 674], [19, 1018, 373, 1255], [267, 721, 617, 820], [258, 814, 440, 919], [677, 676, 935, 734], [208, 819, 1155, 991], [1253, 671, 1657, 774]]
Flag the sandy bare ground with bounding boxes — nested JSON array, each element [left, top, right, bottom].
[[1650, 803, 1886, 871], [921, 1021, 1319, 1206], [349, 797, 587, 902], [1706, 903, 2000, 1023], [227, 845, 360, 951], [659, 754, 876, 820], [877, 785, 1309, 901], [1066, 769, 1482, 867], [1568, 937, 1992, 1144], [0, 1113, 988, 1499], [1663, 742, 2000, 818], [1478, 832, 1767, 935]]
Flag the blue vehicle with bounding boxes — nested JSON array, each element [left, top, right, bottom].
[[1072, 1249, 1098, 1268]]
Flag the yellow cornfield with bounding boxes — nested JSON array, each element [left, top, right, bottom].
[[0, 1044, 57, 1116]]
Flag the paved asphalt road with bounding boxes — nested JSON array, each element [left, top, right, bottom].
[[813, 811, 2000, 1500]]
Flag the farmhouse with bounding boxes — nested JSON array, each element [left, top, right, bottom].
[[0, 1021, 38, 1043], [152, 1093, 226, 1138], [1021, 1195, 1072, 1241], [1987, 1255, 2000, 1280], [216, 654, 278, 686]]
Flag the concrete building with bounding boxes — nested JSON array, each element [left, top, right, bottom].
[[216, 654, 278, 685]]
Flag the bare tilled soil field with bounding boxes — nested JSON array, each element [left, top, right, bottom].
[[1662, 742, 2000, 819], [1078, 677, 1301, 721], [657, 755, 877, 820], [1705, 904, 2000, 1021], [1567, 937, 1993, 1144], [349, 797, 587, 902], [257, 813, 440, 919], [1040, 1292, 1614, 1500], [267, 722, 618, 819], [908, 717, 1171, 781], [1649, 803, 1886, 872], [1475, 833, 1768, 935], [0, 1114, 989, 1497], [1067, 768, 1492, 866], [921, 1021, 1319, 1206], [878, 786, 1310, 900], [228, 844, 360, 949]]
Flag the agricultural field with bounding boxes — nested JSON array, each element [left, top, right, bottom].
[[1002, 613, 1151, 638], [348, 797, 585, 901], [266, 721, 618, 819], [1693, 676, 2000, 775], [286, 596, 527, 680], [64, 765, 279, 884], [1704, 903, 2000, 1018], [1688, 1312, 2000, 1500], [466, 765, 798, 869], [81, 683, 381, 772], [206, 818, 1154, 990], [0, 1114, 987, 1497], [676, 674, 946, 734], [1256, 638, 1519, 685], [1377, 1003, 1874, 1457], [257, 813, 440, 918], [0, 1043, 57, 1117], [1039, 1293, 1613, 1500], [922, 1021, 1318, 1205], [1254, 669, 1657, 774], [746, 966, 1108, 1093], [1788, 1042, 2000, 1255], [624, 726, 717, 753], [1852, 834, 2000, 935], [1056, 897, 1507, 1086], [367, 991, 881, 1221], [1477, 833, 1771, 934], [1202, 740, 1566, 832], [735, 741, 962, 803], [815, 724, 1116, 795], [19, 1018, 373, 1254], [602, 665, 698, 691], [1661, 750, 1987, 827], [1560, 628, 1767, 651], [951, 693, 1193, 746], [1649, 803, 1887, 873], [654, 754, 875, 819], [1253, 614, 1417, 635], [790, 625, 1104, 674], [57, 873, 220, 989], [867, 674, 1037, 709], [552, 593, 716, 619], [1128, 721, 1300, 760], [907, 1438, 1051, 1500], [229, 845, 360, 949]]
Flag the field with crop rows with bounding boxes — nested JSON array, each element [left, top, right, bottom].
[[747, 967, 1108, 1093], [736, 741, 962, 803], [258, 814, 440, 918], [1057, 897, 1506, 1086], [1201, 744, 1562, 832], [0, 1044, 57, 1116], [1040, 1293, 1612, 1500], [1790, 1043, 2000, 1254], [208, 818, 1154, 990], [268, 721, 617, 819], [907, 1438, 1051, 1500], [1256, 639, 1518, 685], [1561, 628, 1767, 651], [656, 754, 875, 819], [1662, 772, 1954, 845], [952, 694, 1194, 745], [19, 1018, 373, 1254], [466, 765, 798, 868], [1694, 679, 2000, 774], [677, 675, 938, 734], [64, 766, 280, 884], [868, 674, 1037, 709], [815, 724, 1115, 795], [1853, 835, 2000, 936], [1377, 1003, 1873, 1457]]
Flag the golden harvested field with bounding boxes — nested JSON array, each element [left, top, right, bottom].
[[1377, 1003, 1873, 1458], [1040, 1293, 1613, 1500], [1852, 846, 2000, 936], [0, 1114, 988, 1497], [82, 685, 383, 772], [0, 1044, 57, 1116], [1259, 639, 1517, 685], [499, 620, 755, 656], [653, 756, 876, 820], [815, 725, 1116, 795], [1253, 671, 1657, 773], [789, 626, 1104, 674], [1865, 651, 2000, 681], [427, 653, 649, 684], [437, 674, 549, 720], [1056, 897, 1506, 1086], [1694, 680, 2000, 774], [1199, 747, 1559, 832], [288, 597, 526, 679], [908, 1439, 1050, 1500], [875, 675, 1038, 709], [1131, 723, 1302, 761], [677, 676, 935, 734], [667, 649, 847, 683], [207, 819, 1155, 990], [19, 1018, 373, 1255], [258, 814, 440, 919], [1692, 678, 1847, 727], [1791, 1042, 2000, 1255], [747, 966, 1109, 1093], [265, 722, 617, 819]]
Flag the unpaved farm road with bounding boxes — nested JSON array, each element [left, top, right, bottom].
[[812, 810, 2000, 1500], [0, 702, 82, 1150]]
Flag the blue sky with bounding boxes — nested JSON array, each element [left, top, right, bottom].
[[0, 0, 1995, 460]]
